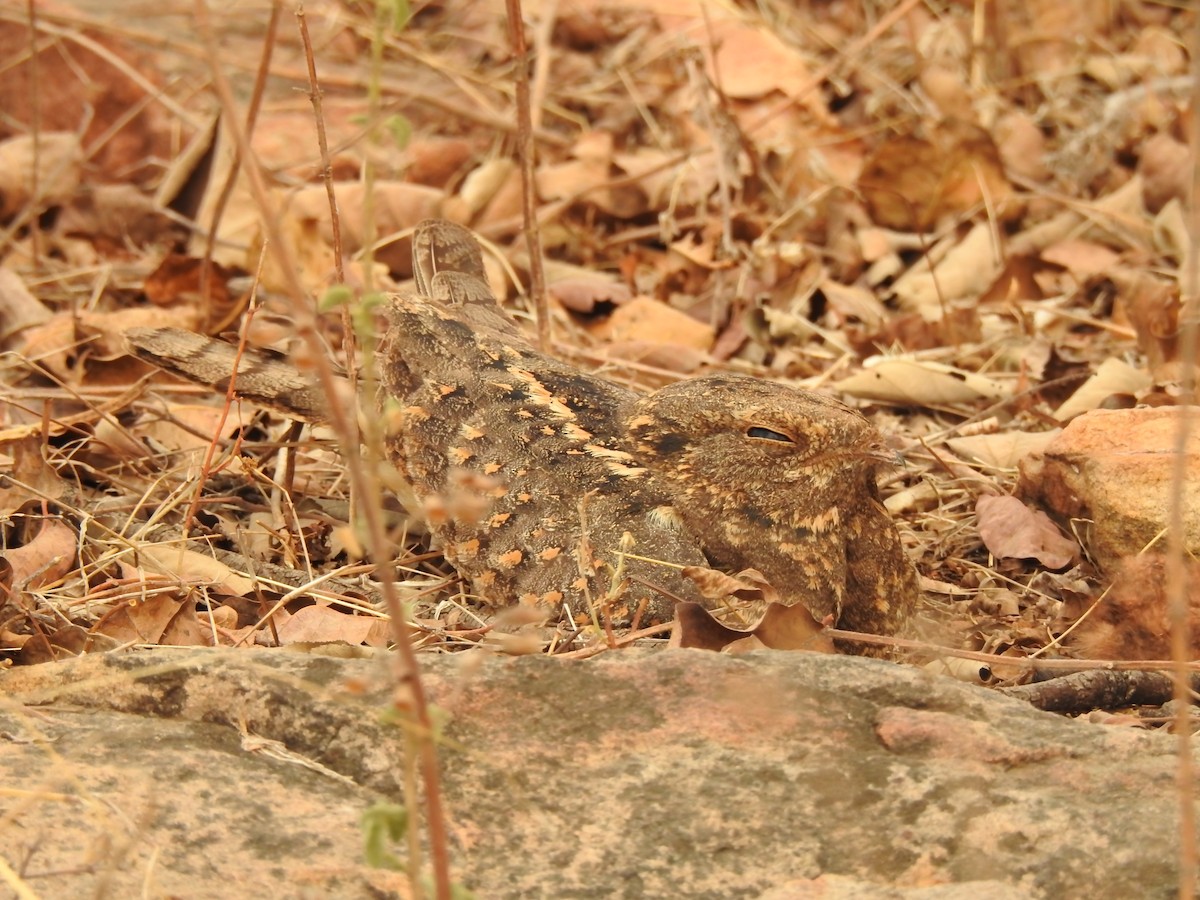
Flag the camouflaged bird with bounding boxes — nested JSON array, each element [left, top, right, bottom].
[[126, 220, 919, 650]]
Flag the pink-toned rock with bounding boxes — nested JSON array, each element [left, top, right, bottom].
[[1018, 406, 1200, 572], [0, 648, 1187, 898]]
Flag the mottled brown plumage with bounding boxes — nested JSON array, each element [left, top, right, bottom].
[[126, 220, 919, 651], [378, 221, 918, 645]]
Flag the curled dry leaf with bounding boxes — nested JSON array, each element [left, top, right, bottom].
[[459, 157, 517, 217], [549, 277, 632, 313], [672, 601, 748, 651], [857, 123, 1013, 233], [889, 222, 1003, 319], [754, 602, 834, 653], [0, 437, 67, 515], [1053, 357, 1152, 422], [125, 543, 256, 597], [603, 341, 707, 374], [94, 594, 192, 646], [976, 494, 1078, 570], [0, 132, 83, 220], [835, 358, 1009, 407], [1138, 132, 1189, 214], [0, 268, 51, 347], [707, 19, 815, 101], [1040, 239, 1120, 279], [923, 657, 995, 685], [676, 568, 833, 652], [681, 565, 779, 605], [588, 296, 714, 352], [945, 431, 1061, 471], [2, 518, 77, 591], [274, 604, 390, 647], [671, 599, 833, 654]]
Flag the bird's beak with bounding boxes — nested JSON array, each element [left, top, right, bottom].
[[863, 437, 905, 467]]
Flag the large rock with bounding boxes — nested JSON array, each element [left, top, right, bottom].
[[1019, 406, 1200, 571], [1, 648, 1191, 897]]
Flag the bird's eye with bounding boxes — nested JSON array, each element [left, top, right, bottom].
[[746, 426, 794, 443]]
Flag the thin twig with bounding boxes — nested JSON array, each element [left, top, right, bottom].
[[504, 0, 550, 350], [190, 6, 453, 899], [1167, 11, 1200, 898], [25, 0, 41, 270], [296, 4, 345, 286], [200, 0, 280, 314]]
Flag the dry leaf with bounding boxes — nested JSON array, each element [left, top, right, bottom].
[[858, 123, 1013, 232], [0, 132, 83, 220], [976, 494, 1077, 569], [1053, 358, 1152, 422], [588, 296, 714, 352], [406, 137, 474, 188], [263, 182, 446, 291], [0, 267, 51, 347], [536, 131, 632, 215], [134, 404, 255, 457], [707, 20, 815, 103], [144, 253, 239, 315], [890, 223, 1003, 319], [1153, 199, 1190, 273], [993, 110, 1048, 182], [721, 634, 770, 654], [274, 604, 390, 647], [459, 157, 518, 217], [671, 601, 747, 651], [820, 280, 886, 331], [603, 341, 707, 373], [1040, 240, 1120, 279], [682, 565, 776, 604], [945, 431, 1061, 471], [549, 277, 632, 313], [0, 22, 171, 184], [95, 594, 185, 644], [0, 437, 66, 515], [754, 602, 834, 653], [2, 518, 77, 591], [15, 313, 80, 382], [836, 358, 1009, 407], [79, 306, 204, 360], [129, 543, 256, 597]]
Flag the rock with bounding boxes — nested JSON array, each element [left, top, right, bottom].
[[1018, 406, 1200, 571], [1, 648, 1190, 898], [1069, 553, 1200, 659]]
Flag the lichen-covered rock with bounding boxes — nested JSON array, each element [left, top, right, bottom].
[[1, 649, 1189, 898]]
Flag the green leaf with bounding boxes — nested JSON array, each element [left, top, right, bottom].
[[319, 284, 355, 312], [384, 114, 412, 151], [387, 0, 410, 31], [352, 291, 388, 338], [361, 801, 409, 871]]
